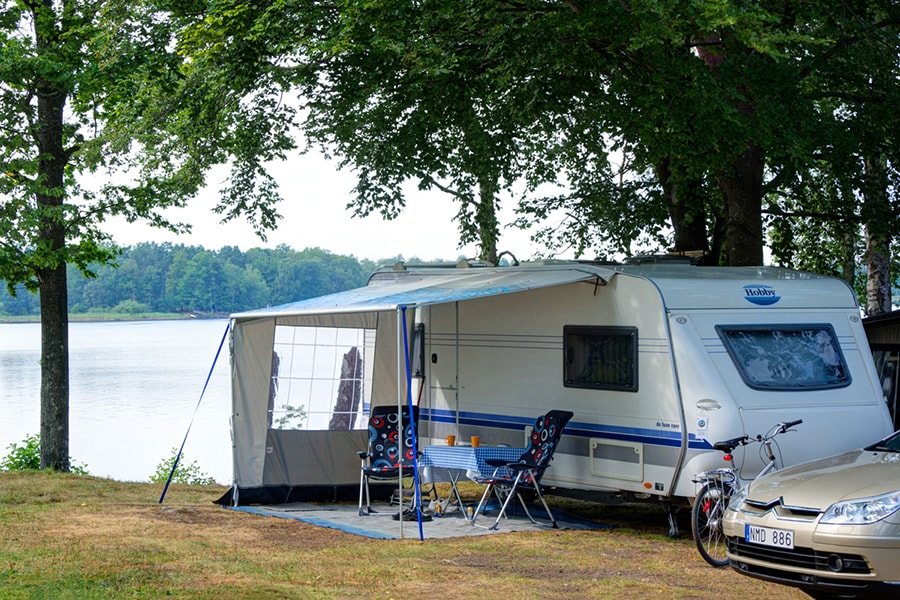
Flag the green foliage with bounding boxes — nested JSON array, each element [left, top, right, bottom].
[[0, 434, 89, 475], [273, 403, 308, 430], [0, 0, 294, 473], [110, 300, 152, 314], [0, 2, 199, 294], [1, 243, 379, 316], [173, 0, 900, 275], [150, 448, 216, 486], [0, 434, 41, 471]]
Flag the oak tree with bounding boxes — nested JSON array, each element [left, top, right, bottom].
[[0, 0, 293, 469]]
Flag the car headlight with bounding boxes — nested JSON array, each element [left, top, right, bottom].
[[820, 491, 900, 524], [726, 486, 746, 512]]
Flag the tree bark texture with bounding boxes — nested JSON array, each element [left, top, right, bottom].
[[476, 179, 499, 265], [865, 227, 891, 316], [697, 35, 766, 267], [39, 263, 70, 471], [719, 143, 765, 266], [864, 155, 892, 316], [329, 347, 363, 431], [840, 231, 857, 288], [35, 7, 71, 471], [656, 158, 710, 256]]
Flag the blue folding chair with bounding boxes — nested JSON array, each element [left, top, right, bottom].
[[472, 410, 574, 529], [357, 404, 419, 516]]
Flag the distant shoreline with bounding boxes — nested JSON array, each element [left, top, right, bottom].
[[0, 312, 229, 324]]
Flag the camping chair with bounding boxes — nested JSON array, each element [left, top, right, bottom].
[[471, 409, 574, 530], [357, 404, 420, 516]]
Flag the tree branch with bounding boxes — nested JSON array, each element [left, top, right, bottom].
[[425, 177, 473, 205], [764, 205, 860, 223]]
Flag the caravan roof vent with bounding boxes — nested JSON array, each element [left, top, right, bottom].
[[456, 258, 496, 268], [625, 254, 699, 266]]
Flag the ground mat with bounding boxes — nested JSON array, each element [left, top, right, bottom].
[[224, 500, 609, 540]]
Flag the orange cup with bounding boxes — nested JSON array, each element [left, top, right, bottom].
[[446, 434, 456, 446], [470, 435, 480, 448]]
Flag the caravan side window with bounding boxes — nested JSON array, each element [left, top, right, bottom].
[[564, 325, 638, 391], [717, 324, 851, 390], [270, 325, 375, 430]]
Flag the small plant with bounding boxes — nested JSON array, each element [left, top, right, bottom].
[[0, 434, 89, 474], [273, 403, 308, 429], [150, 448, 216, 486], [0, 434, 40, 470]]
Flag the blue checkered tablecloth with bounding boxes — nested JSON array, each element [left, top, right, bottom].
[[420, 445, 524, 483]]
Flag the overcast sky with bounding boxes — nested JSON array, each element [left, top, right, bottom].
[[104, 150, 558, 264]]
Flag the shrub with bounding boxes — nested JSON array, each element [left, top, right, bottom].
[[150, 448, 216, 486], [0, 434, 89, 474], [110, 299, 151, 314], [1, 434, 40, 470]]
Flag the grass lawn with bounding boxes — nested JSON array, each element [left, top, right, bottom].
[[0, 471, 808, 599]]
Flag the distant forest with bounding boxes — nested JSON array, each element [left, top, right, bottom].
[[0, 243, 399, 317]]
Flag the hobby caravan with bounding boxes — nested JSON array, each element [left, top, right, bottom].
[[225, 260, 893, 517]]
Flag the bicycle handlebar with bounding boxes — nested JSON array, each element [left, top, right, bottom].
[[712, 419, 802, 454]]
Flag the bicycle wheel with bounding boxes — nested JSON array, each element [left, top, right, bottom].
[[691, 480, 732, 567]]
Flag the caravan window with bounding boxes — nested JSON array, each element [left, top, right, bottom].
[[564, 325, 638, 391], [270, 325, 375, 430], [717, 324, 850, 390]]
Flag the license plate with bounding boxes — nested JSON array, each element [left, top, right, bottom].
[[745, 524, 794, 549]]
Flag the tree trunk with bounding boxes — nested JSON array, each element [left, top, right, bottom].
[[697, 35, 766, 267], [863, 154, 891, 316], [476, 179, 499, 265], [865, 227, 891, 316], [329, 347, 363, 431], [39, 263, 70, 471], [718, 143, 765, 266], [34, 8, 71, 471], [656, 158, 709, 256], [840, 230, 856, 288]]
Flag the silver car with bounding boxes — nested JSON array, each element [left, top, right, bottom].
[[722, 430, 900, 599]]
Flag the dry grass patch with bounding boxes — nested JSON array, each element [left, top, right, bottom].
[[0, 471, 808, 599]]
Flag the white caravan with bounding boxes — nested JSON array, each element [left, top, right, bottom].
[[225, 260, 893, 525]]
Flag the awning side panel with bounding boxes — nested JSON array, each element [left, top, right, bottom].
[[231, 317, 276, 488], [262, 430, 368, 486]]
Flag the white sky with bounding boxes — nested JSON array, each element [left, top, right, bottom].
[[103, 150, 563, 264]]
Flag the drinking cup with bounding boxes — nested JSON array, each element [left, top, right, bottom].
[[446, 434, 456, 446], [470, 435, 480, 448]]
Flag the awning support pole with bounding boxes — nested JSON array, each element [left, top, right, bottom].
[[159, 321, 230, 504], [401, 305, 424, 540]]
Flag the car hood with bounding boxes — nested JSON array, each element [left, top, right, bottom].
[[744, 448, 900, 510]]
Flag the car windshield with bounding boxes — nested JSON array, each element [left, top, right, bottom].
[[866, 431, 900, 452]]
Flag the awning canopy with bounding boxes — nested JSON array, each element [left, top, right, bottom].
[[225, 263, 616, 527], [231, 265, 614, 320]]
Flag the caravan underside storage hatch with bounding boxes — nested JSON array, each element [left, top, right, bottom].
[[590, 438, 644, 482]]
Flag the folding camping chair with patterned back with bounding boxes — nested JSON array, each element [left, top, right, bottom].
[[471, 409, 574, 530], [357, 404, 420, 516]]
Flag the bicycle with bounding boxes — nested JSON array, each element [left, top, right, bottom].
[[690, 419, 803, 567]]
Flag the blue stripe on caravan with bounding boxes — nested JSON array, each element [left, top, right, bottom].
[[423, 408, 529, 430], [421, 407, 713, 450]]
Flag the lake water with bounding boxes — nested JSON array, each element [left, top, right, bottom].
[[0, 319, 233, 484]]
